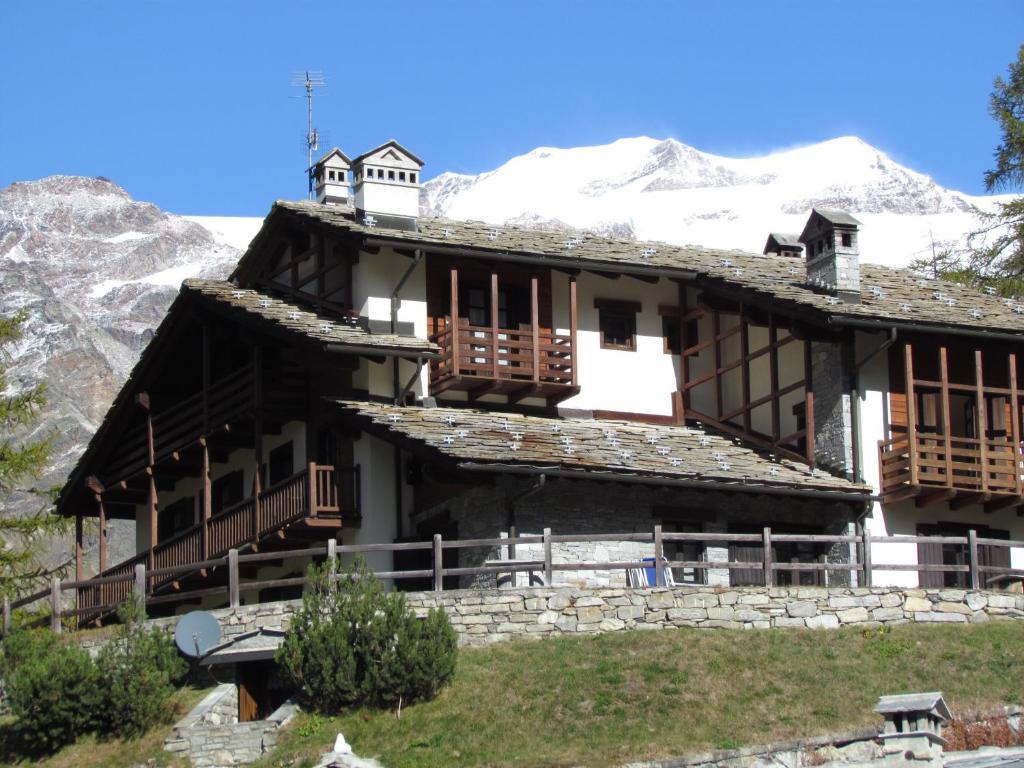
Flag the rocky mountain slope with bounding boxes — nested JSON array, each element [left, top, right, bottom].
[[0, 176, 240, 567], [420, 136, 1006, 265], [0, 135, 1011, 574]]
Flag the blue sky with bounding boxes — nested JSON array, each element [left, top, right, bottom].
[[1, 1, 1021, 216]]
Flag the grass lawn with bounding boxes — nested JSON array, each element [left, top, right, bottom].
[[0, 686, 210, 768], [257, 621, 1024, 768]]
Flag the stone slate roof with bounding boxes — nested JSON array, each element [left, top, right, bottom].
[[767, 232, 803, 248], [332, 399, 869, 496], [183, 279, 437, 356], [813, 209, 863, 228], [273, 200, 1024, 336]]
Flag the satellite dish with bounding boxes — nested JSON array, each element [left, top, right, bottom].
[[174, 611, 222, 659]]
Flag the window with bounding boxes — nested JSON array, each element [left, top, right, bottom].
[[211, 470, 244, 515], [595, 298, 640, 351], [328, 170, 336, 181], [841, 232, 853, 248], [661, 314, 699, 355], [268, 441, 294, 486], [158, 496, 195, 541], [377, 168, 384, 179], [399, 171, 406, 182], [388, 170, 395, 181], [410, 172, 417, 183]]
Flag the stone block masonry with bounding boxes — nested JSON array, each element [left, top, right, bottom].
[[94, 586, 1024, 654]]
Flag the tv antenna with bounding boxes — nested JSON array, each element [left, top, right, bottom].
[[292, 70, 326, 198]]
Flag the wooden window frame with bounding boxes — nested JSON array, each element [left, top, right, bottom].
[[595, 298, 640, 351]]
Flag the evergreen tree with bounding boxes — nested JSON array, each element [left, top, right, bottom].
[[0, 310, 64, 599], [964, 44, 1024, 295]]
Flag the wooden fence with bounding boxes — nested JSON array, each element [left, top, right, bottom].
[[4, 527, 1023, 636]]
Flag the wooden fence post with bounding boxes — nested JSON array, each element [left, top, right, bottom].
[[763, 527, 773, 587], [252, 465, 262, 540], [432, 534, 443, 592], [968, 529, 980, 590], [327, 538, 337, 584], [3, 595, 10, 635], [308, 461, 318, 518], [862, 528, 873, 587], [50, 575, 62, 634], [228, 548, 240, 608], [653, 525, 664, 587], [134, 563, 147, 618], [543, 528, 553, 587]]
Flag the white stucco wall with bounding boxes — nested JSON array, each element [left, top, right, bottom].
[[554, 272, 678, 416], [854, 330, 1024, 586]]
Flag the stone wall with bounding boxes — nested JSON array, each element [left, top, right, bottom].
[[811, 340, 854, 478], [423, 478, 859, 589], [163, 688, 297, 768], [101, 586, 1024, 653]]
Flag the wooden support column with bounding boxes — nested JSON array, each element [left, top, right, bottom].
[[433, 534, 443, 592], [252, 464, 262, 540], [713, 312, 723, 419], [75, 513, 83, 583], [201, 439, 211, 559], [308, 460, 318, 517], [148, 476, 158, 567], [968, 529, 980, 590], [1010, 354, 1022, 496], [569, 274, 578, 387], [96, 495, 107, 574], [904, 344, 919, 485], [253, 345, 264, 478], [976, 349, 989, 494], [763, 527, 773, 587], [653, 525, 664, 587], [490, 271, 500, 379], [50, 575, 61, 633], [769, 317, 781, 446], [450, 267, 460, 377], [740, 305, 751, 433], [531, 275, 540, 383], [804, 341, 815, 465], [676, 282, 689, 423], [939, 347, 954, 485], [201, 324, 211, 433]]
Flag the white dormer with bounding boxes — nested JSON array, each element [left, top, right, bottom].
[[311, 148, 352, 206], [352, 140, 423, 227]]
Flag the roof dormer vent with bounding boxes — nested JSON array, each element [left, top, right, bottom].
[[352, 140, 423, 231], [311, 148, 351, 206], [799, 209, 862, 303]]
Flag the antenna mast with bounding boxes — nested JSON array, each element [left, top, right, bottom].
[[292, 70, 325, 199]]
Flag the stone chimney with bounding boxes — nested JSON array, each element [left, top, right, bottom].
[[311, 148, 351, 206], [799, 209, 862, 302], [351, 140, 423, 231]]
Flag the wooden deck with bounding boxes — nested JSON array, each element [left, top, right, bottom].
[[74, 462, 347, 623], [430, 322, 578, 403]]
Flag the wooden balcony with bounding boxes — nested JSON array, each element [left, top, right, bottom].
[[75, 463, 352, 621], [878, 434, 1024, 508], [429, 321, 579, 403]]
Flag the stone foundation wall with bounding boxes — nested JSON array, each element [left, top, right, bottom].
[[163, 689, 297, 768], [95, 586, 1024, 653]]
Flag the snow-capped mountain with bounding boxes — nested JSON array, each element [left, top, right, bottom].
[[0, 176, 241, 567], [421, 136, 1004, 264]]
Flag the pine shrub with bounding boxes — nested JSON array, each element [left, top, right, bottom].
[[277, 557, 457, 713], [4, 635, 100, 754], [94, 600, 187, 739]]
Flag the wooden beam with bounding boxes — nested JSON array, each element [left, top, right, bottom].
[[1010, 353, 1022, 497], [450, 267, 460, 377], [769, 316, 780, 444], [914, 488, 957, 508], [984, 495, 1022, 514], [713, 312, 723, 419], [976, 349, 989, 494], [904, 344, 918, 486], [677, 282, 688, 422], [75, 513, 83, 583], [804, 340, 815, 465], [491, 271, 500, 380], [939, 347, 953, 486], [740, 306, 751, 434], [951, 492, 989, 510], [531, 275, 540, 384], [569, 274, 578, 388], [202, 441, 211, 559], [97, 495, 107, 573]]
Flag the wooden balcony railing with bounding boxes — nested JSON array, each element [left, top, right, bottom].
[[879, 433, 1024, 499], [430, 321, 575, 394], [73, 463, 350, 622]]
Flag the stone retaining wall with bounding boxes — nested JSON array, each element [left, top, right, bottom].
[[94, 586, 1024, 651]]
